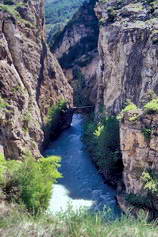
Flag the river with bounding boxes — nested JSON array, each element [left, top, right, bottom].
[[45, 114, 120, 216]]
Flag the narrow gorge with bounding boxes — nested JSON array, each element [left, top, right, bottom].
[[0, 0, 73, 160], [0, 0, 158, 236]]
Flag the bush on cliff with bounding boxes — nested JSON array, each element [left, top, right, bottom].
[[144, 98, 158, 114], [83, 115, 122, 183], [141, 170, 158, 193], [0, 153, 62, 214], [47, 99, 68, 131], [122, 102, 138, 112], [117, 101, 138, 120]]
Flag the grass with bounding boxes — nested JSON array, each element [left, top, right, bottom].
[[0, 208, 158, 237]]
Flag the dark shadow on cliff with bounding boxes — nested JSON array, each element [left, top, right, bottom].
[[36, 40, 48, 104]]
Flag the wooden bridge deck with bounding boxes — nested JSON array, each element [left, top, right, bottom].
[[72, 106, 94, 110]]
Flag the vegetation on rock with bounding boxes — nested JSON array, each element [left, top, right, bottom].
[[122, 102, 138, 113], [45, 99, 70, 140], [142, 128, 152, 140], [126, 169, 158, 210], [117, 101, 139, 121], [141, 170, 158, 194], [83, 114, 123, 185], [144, 99, 158, 114], [47, 99, 68, 129]]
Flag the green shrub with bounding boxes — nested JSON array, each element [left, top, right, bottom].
[[117, 101, 138, 120], [47, 99, 67, 129], [144, 98, 158, 114], [122, 102, 138, 113], [141, 170, 158, 194], [83, 115, 122, 179], [125, 170, 158, 210], [3, 159, 21, 186], [1, 153, 62, 214], [16, 154, 62, 213], [142, 128, 152, 140]]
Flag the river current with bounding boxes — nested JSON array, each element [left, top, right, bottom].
[[45, 114, 120, 216]]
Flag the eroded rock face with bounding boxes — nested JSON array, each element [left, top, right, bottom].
[[95, 0, 158, 115], [51, 0, 99, 105], [93, 0, 158, 212], [0, 0, 72, 159], [120, 110, 158, 211]]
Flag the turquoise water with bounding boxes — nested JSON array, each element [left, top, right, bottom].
[[45, 114, 120, 215]]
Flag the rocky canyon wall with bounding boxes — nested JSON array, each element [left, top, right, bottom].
[[0, 0, 72, 159], [95, 0, 158, 115], [51, 0, 99, 105], [94, 0, 158, 214], [118, 107, 158, 214]]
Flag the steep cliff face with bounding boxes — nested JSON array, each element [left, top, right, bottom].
[[95, 0, 158, 115], [93, 0, 158, 213], [119, 107, 158, 213], [0, 0, 72, 159], [51, 0, 99, 105]]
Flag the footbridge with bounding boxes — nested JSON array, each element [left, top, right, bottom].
[[60, 105, 95, 131], [72, 105, 94, 113]]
